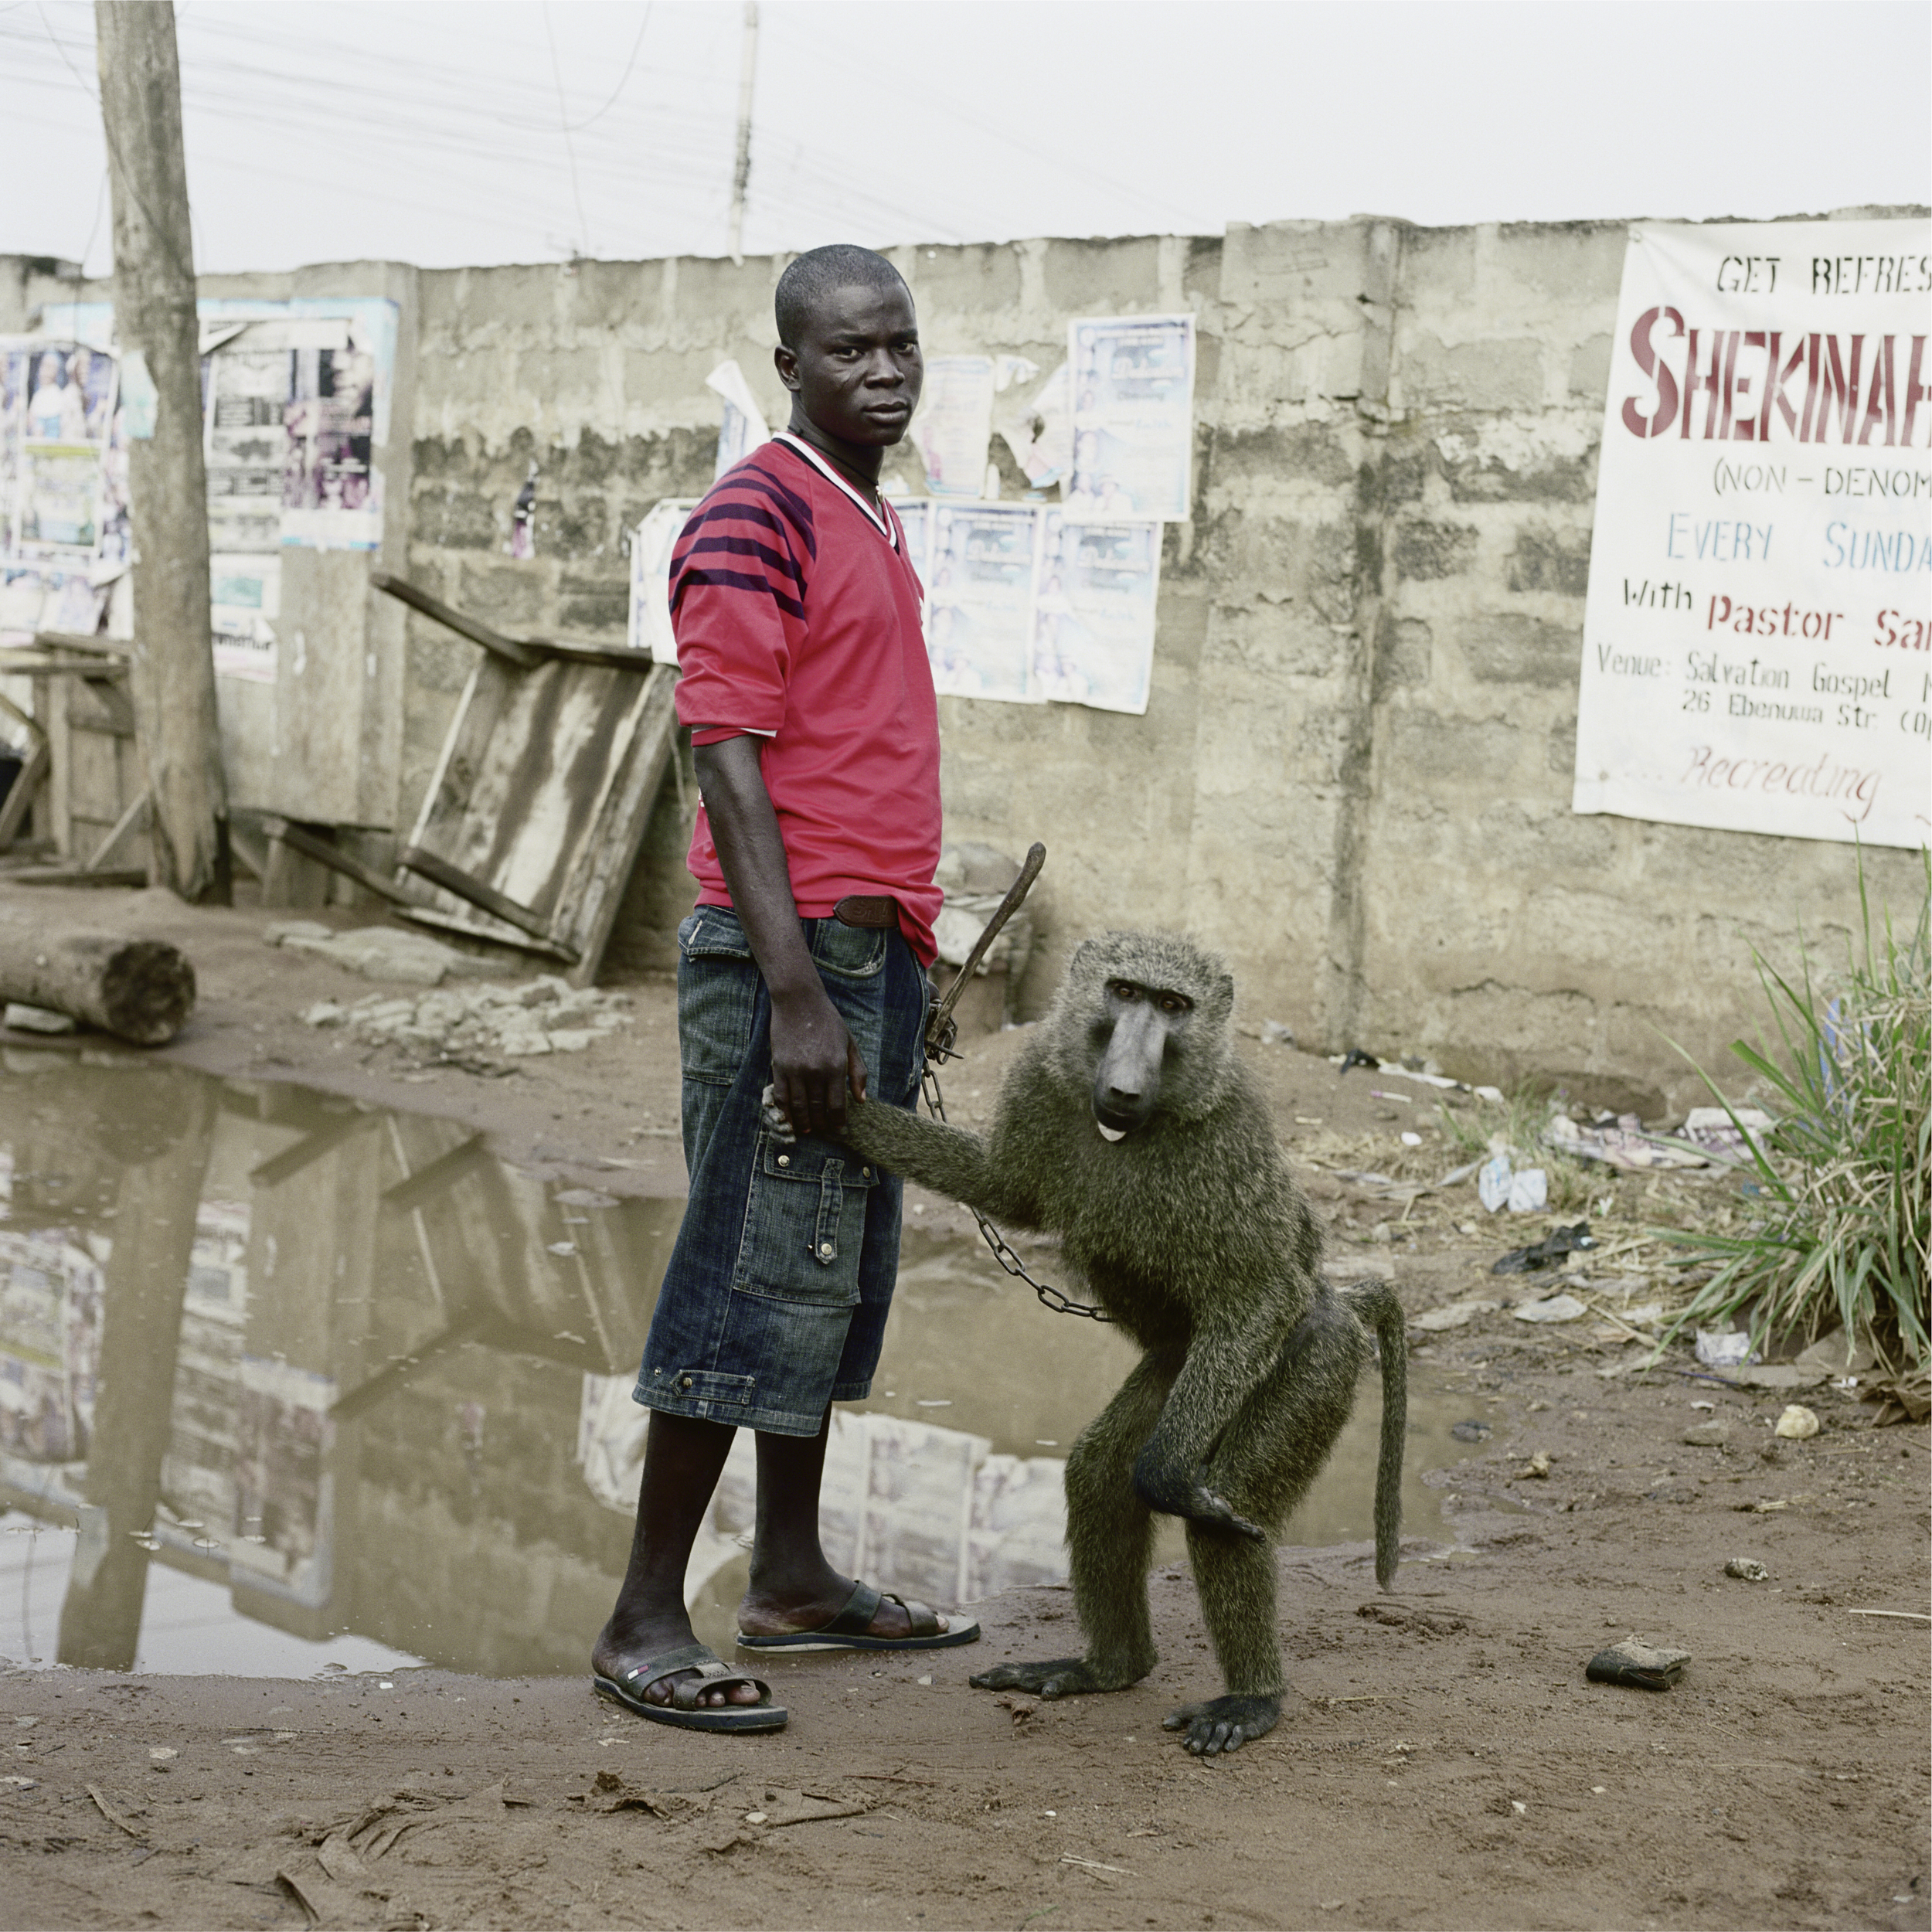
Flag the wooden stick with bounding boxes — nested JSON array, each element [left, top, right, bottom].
[[400, 844, 580, 962], [1845, 1608, 1930, 1622], [262, 815, 417, 910], [369, 572, 650, 672], [0, 740, 50, 851], [86, 791, 150, 873]]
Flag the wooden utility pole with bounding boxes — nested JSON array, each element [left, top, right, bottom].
[[94, 1, 230, 903], [726, 2, 758, 265]]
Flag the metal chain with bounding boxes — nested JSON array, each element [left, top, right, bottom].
[[919, 1060, 1113, 1322]]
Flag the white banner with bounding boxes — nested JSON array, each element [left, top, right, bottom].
[[1574, 220, 1930, 849]]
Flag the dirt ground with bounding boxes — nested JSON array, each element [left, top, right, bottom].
[[2, 886, 1928, 1932]]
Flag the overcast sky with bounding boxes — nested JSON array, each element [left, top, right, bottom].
[[3, 1, 1927, 278]]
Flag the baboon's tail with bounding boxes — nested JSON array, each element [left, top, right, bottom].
[[1342, 1280, 1407, 1590]]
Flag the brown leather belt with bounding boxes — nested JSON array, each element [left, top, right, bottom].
[[833, 894, 897, 929]]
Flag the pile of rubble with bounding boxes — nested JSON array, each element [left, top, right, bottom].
[[301, 975, 634, 1067]]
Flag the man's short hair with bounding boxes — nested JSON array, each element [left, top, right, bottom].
[[774, 245, 911, 349]]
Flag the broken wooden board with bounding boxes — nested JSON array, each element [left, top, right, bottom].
[[393, 651, 679, 987]]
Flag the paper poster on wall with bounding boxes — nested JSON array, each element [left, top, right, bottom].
[[927, 502, 1040, 702], [910, 355, 995, 499], [1066, 314, 1196, 522], [706, 359, 771, 479], [1574, 219, 1931, 850], [893, 498, 934, 589], [628, 498, 699, 662], [210, 553, 281, 683], [998, 361, 1073, 490], [1032, 512, 1162, 714]]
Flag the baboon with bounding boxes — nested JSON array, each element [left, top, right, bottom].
[[835, 931, 1406, 1756]]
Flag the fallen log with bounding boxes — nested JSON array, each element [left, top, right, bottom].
[[0, 929, 196, 1045]]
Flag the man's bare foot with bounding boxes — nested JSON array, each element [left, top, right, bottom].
[[591, 1617, 763, 1708], [737, 1577, 951, 1641]]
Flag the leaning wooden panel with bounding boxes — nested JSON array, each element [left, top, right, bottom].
[[393, 656, 679, 986]]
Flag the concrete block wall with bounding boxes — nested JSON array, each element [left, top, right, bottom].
[[9, 209, 1923, 1103]]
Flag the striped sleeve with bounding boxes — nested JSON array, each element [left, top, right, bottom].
[[670, 461, 814, 739]]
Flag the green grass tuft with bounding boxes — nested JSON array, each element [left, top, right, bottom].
[[1662, 849, 1930, 1372]]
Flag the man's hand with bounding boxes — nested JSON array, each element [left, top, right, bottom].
[[770, 985, 869, 1141]]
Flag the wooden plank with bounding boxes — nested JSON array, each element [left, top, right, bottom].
[[8, 867, 148, 889], [30, 631, 133, 658], [399, 843, 580, 961], [0, 653, 131, 677], [85, 791, 150, 873], [261, 815, 417, 910], [70, 679, 137, 737], [369, 570, 651, 672], [369, 571, 541, 670]]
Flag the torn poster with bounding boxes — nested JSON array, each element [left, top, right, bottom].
[[893, 497, 935, 590], [998, 360, 1073, 490], [1032, 512, 1162, 715], [910, 354, 996, 498], [1066, 314, 1196, 522], [706, 359, 771, 478], [1573, 218, 1931, 849], [628, 498, 699, 662], [210, 553, 281, 684], [927, 502, 1040, 703]]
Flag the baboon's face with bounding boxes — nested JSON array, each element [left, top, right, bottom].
[[1089, 976, 1199, 1139]]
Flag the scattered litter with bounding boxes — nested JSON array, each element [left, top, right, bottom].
[[1400, 1131, 1422, 1147], [1512, 1293, 1587, 1325], [1543, 1112, 1706, 1171], [1474, 1085, 1504, 1102], [546, 1241, 577, 1257], [1859, 1369, 1931, 1426], [299, 973, 634, 1070], [1491, 1223, 1595, 1275], [1336, 1048, 1379, 1073], [1414, 1298, 1502, 1332], [1742, 1498, 1787, 1513], [1690, 1400, 1716, 1411], [1773, 1403, 1820, 1440], [1509, 1801, 1528, 1816], [1724, 1558, 1769, 1582], [1477, 1154, 1548, 1213], [1521, 1451, 1551, 1478], [1260, 1019, 1295, 1047], [1450, 1419, 1492, 1443], [1680, 1105, 1775, 1162], [1368, 1089, 1412, 1104], [1845, 1608, 1932, 1623], [1696, 1330, 1756, 1369], [0, 1775, 38, 1790], [1062, 1855, 1134, 1879], [1585, 1636, 1689, 1692], [3, 1002, 76, 1035], [1681, 1421, 1730, 1447]]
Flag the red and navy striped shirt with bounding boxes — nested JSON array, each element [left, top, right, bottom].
[[670, 434, 943, 965]]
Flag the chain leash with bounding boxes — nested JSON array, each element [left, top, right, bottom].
[[918, 1055, 1112, 1323]]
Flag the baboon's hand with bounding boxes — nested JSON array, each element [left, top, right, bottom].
[[1131, 1446, 1267, 1541], [758, 1083, 798, 1145]]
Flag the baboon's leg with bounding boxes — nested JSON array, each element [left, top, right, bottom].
[[1163, 1291, 1371, 1758], [971, 1352, 1172, 1700]]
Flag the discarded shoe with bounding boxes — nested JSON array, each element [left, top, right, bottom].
[[1492, 1222, 1596, 1275], [1585, 1637, 1689, 1692]]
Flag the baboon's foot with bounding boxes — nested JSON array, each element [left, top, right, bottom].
[[970, 1657, 1144, 1699], [1162, 1692, 1281, 1757]]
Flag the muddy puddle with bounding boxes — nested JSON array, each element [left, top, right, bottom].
[[0, 1056, 1475, 1680]]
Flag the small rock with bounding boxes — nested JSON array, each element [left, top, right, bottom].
[[1415, 1298, 1500, 1332], [1522, 1451, 1551, 1478], [1696, 1330, 1754, 1368], [3, 1003, 75, 1035], [548, 1029, 594, 1053], [1724, 1558, 1769, 1582], [264, 920, 332, 947], [498, 1031, 552, 1056], [1774, 1403, 1820, 1440], [1451, 1419, 1492, 1443], [1512, 1293, 1587, 1325], [1681, 1421, 1730, 1447], [301, 1002, 346, 1029]]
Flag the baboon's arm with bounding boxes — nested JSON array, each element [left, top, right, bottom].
[[840, 1096, 1043, 1227], [1129, 1295, 1309, 1541]]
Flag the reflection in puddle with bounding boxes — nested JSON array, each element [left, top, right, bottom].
[[0, 1059, 1476, 1679]]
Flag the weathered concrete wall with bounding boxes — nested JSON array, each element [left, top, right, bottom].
[[9, 211, 1924, 1106]]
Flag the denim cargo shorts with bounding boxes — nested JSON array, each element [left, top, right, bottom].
[[634, 904, 927, 1437]]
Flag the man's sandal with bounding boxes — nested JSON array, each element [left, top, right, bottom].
[[735, 1580, 981, 1654], [593, 1641, 787, 1731]]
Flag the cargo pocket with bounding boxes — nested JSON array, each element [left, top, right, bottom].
[[733, 1134, 879, 1307], [677, 909, 759, 1087]]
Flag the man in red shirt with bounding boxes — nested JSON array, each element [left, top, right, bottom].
[[592, 247, 978, 1730]]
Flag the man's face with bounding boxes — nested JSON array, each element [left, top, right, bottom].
[[778, 281, 922, 448]]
